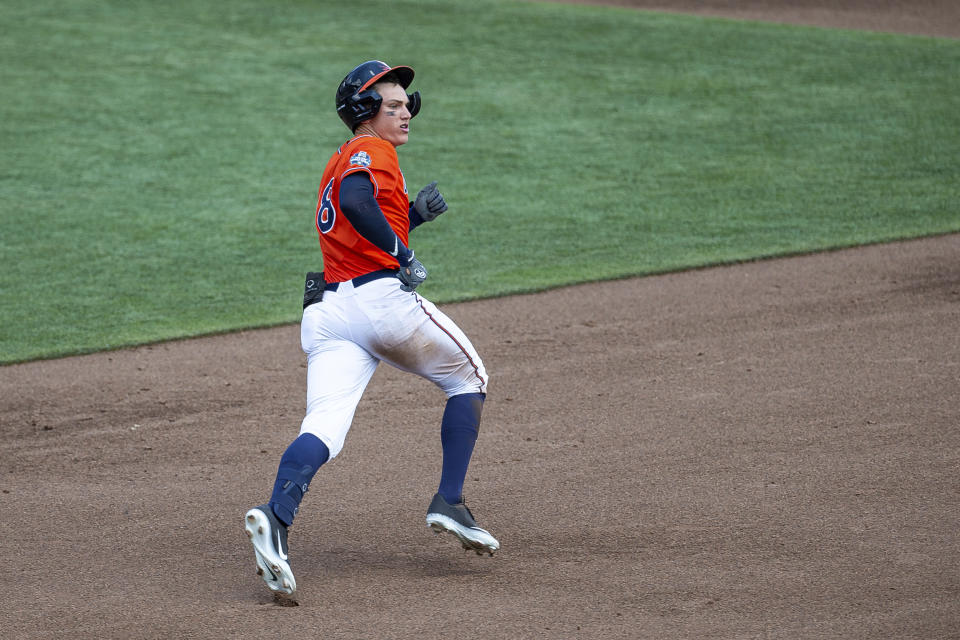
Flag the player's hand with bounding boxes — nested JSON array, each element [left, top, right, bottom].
[[397, 253, 428, 292], [413, 181, 447, 222]]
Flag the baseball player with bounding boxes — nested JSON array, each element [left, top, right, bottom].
[[243, 60, 499, 596]]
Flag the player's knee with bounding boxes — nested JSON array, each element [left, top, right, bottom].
[[453, 356, 488, 396], [299, 413, 348, 460], [444, 377, 487, 398]]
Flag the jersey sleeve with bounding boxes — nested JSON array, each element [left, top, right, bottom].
[[339, 141, 398, 197]]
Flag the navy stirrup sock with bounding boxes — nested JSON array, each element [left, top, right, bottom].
[[438, 392, 484, 505], [269, 433, 329, 527]]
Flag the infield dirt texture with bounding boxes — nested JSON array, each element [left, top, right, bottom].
[[2, 2, 958, 639]]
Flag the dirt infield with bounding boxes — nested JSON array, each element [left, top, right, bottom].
[[2, 3, 958, 639]]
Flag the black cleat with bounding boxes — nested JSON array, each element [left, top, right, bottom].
[[425, 493, 499, 556]]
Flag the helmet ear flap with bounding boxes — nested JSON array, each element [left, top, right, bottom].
[[407, 91, 421, 119], [345, 89, 383, 131]]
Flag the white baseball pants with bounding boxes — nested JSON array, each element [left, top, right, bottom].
[[298, 276, 488, 458]]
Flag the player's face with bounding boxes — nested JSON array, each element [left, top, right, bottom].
[[366, 82, 411, 147]]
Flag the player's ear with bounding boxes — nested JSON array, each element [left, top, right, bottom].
[[407, 91, 421, 118]]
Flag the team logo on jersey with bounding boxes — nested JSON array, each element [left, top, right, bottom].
[[349, 151, 371, 167]]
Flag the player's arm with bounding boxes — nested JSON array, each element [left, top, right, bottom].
[[339, 172, 414, 266], [408, 203, 426, 231]]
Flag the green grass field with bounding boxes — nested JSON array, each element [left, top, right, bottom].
[[2, 0, 958, 364]]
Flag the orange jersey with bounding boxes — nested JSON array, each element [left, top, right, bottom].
[[314, 135, 409, 282]]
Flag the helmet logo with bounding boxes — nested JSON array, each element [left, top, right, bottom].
[[349, 151, 371, 167]]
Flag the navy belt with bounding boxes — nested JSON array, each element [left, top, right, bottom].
[[324, 268, 396, 292]]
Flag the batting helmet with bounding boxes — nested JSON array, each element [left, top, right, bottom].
[[335, 60, 421, 132]]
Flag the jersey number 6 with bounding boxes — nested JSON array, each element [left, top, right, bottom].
[[316, 178, 336, 235]]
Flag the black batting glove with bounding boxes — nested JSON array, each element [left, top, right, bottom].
[[396, 251, 428, 292], [413, 181, 447, 222]]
